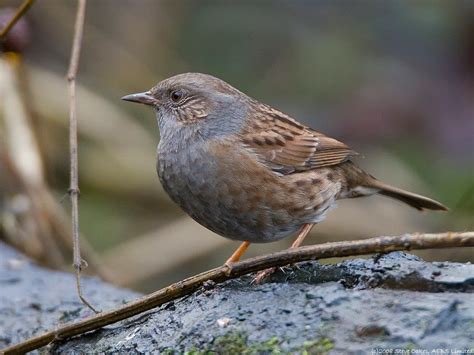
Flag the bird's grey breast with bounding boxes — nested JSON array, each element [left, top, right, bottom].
[[157, 134, 218, 203], [154, 99, 247, 213]]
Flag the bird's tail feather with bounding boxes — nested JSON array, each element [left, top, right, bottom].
[[370, 180, 448, 211]]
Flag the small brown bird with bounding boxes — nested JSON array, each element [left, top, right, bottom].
[[122, 73, 447, 281]]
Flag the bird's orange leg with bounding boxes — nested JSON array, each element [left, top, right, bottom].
[[253, 223, 314, 283], [225, 241, 250, 266], [289, 223, 314, 248]]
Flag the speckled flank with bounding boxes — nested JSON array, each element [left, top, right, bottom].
[[158, 138, 347, 243]]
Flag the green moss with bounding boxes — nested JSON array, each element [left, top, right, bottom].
[[181, 332, 336, 354], [183, 332, 282, 354], [252, 336, 282, 354], [300, 338, 334, 355], [212, 332, 250, 354], [184, 348, 207, 355], [212, 333, 282, 354]]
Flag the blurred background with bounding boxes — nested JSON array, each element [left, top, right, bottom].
[[0, 0, 472, 292]]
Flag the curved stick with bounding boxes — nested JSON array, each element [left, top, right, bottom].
[[2, 231, 473, 354], [66, 0, 98, 314], [0, 0, 35, 39]]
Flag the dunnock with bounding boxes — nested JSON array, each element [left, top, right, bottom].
[[122, 73, 447, 281]]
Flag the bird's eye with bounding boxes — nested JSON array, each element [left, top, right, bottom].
[[170, 89, 184, 103]]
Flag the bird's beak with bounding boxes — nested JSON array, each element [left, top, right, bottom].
[[121, 91, 158, 106]]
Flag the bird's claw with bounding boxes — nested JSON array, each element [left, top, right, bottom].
[[252, 267, 277, 284]]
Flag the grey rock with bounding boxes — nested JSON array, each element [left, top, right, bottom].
[[1, 242, 473, 354], [0, 242, 140, 353]]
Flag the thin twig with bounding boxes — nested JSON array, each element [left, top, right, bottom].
[[0, 0, 35, 39], [67, 0, 98, 314], [2, 231, 472, 354]]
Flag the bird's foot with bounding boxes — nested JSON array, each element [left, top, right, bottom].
[[224, 261, 235, 276]]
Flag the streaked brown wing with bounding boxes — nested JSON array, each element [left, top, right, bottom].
[[240, 104, 357, 175]]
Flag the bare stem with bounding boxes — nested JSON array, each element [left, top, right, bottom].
[[2, 231, 472, 354], [67, 0, 98, 314], [0, 0, 35, 39]]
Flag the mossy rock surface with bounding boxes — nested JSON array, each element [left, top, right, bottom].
[[1, 242, 473, 353]]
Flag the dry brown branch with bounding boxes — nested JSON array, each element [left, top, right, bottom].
[[0, 47, 113, 280], [2, 231, 473, 354], [0, 0, 35, 39], [0, 55, 65, 267], [66, 0, 98, 313]]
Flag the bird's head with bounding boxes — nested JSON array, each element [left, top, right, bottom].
[[122, 73, 248, 140]]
